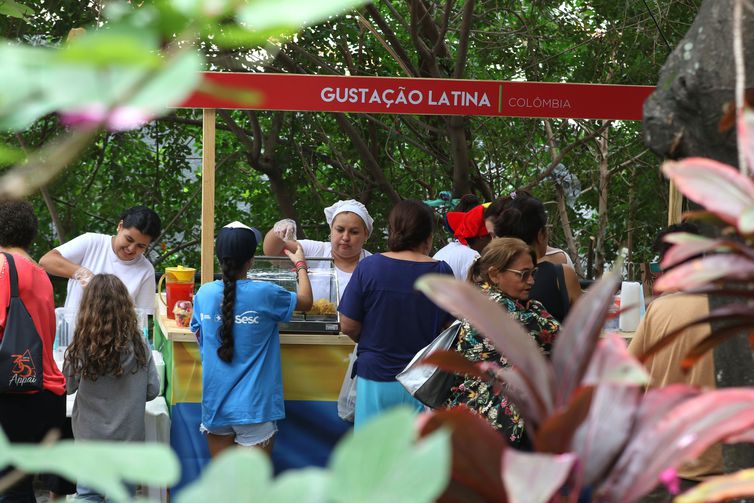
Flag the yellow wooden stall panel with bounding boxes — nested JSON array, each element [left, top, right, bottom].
[[281, 344, 352, 401], [170, 340, 203, 404]]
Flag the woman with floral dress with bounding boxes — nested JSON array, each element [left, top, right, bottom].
[[445, 237, 560, 447]]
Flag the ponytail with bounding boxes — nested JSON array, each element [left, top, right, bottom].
[[218, 259, 240, 363], [466, 256, 483, 284]]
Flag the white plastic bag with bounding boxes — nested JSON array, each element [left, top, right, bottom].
[[396, 321, 462, 408], [337, 345, 358, 422]]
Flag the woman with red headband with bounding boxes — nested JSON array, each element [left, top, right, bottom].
[[434, 204, 491, 280]]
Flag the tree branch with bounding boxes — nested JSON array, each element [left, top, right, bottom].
[[521, 121, 612, 192], [453, 0, 475, 79], [363, 5, 419, 76]]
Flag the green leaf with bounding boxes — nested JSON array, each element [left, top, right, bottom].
[[124, 49, 203, 113], [236, 0, 365, 32], [170, 0, 235, 19], [365, 426, 451, 503], [176, 448, 272, 502], [6, 441, 179, 501], [206, 24, 292, 48], [58, 26, 161, 68], [0, 0, 35, 19], [0, 144, 25, 166], [329, 407, 450, 503], [329, 407, 417, 499], [266, 468, 331, 502]]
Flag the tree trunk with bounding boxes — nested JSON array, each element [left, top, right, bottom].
[[594, 122, 610, 277], [644, 0, 754, 166], [645, 0, 754, 483]]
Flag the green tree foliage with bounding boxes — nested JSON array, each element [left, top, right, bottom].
[[1, 0, 701, 276]]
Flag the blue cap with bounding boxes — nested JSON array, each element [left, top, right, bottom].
[[215, 221, 262, 263]]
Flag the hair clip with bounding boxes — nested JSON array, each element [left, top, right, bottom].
[[510, 191, 517, 200]]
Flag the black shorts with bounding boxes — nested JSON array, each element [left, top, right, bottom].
[[0, 389, 68, 499]]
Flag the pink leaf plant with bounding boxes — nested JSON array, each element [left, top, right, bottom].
[[414, 271, 754, 503]]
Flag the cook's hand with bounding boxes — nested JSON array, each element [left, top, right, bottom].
[[73, 267, 94, 287], [284, 242, 306, 266], [273, 218, 297, 241]]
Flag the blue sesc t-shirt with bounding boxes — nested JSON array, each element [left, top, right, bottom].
[[190, 279, 296, 429], [338, 253, 454, 381]]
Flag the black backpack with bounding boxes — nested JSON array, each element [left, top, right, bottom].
[[0, 252, 44, 392]]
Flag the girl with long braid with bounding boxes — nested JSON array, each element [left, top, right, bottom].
[[191, 222, 312, 457]]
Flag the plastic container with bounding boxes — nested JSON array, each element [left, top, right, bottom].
[[603, 295, 621, 331], [158, 266, 196, 319]]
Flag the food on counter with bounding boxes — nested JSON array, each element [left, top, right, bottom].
[[307, 299, 337, 315], [173, 300, 193, 328]]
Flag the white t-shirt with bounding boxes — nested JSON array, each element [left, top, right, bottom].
[[56, 233, 156, 316], [433, 240, 479, 281], [545, 246, 575, 267], [299, 240, 371, 301]]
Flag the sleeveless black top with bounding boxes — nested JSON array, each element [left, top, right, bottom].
[[530, 261, 569, 322]]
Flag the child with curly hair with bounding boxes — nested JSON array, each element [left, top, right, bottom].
[[63, 273, 160, 501]]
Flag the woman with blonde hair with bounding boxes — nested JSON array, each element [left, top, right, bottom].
[[446, 237, 560, 447], [484, 192, 580, 322]]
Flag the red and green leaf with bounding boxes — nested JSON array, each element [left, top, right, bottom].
[[419, 407, 507, 503], [675, 468, 754, 503], [581, 334, 649, 386], [534, 386, 594, 454], [637, 304, 754, 364], [662, 157, 754, 228], [415, 274, 555, 420], [654, 255, 754, 292], [601, 388, 754, 503], [421, 350, 488, 381], [501, 450, 576, 503], [551, 269, 622, 405], [570, 384, 641, 487]]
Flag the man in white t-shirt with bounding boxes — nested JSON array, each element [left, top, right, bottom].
[[434, 204, 491, 281], [40, 206, 162, 316]]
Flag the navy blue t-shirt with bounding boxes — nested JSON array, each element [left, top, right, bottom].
[[338, 253, 455, 381]]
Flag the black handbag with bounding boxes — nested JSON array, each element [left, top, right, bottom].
[[0, 252, 44, 392]]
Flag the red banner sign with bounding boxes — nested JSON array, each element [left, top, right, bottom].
[[180, 72, 653, 121]]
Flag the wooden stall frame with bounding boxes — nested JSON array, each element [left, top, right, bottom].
[[188, 72, 662, 281]]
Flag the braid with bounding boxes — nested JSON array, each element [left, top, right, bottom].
[[218, 259, 239, 363]]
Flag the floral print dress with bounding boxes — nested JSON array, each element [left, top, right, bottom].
[[444, 283, 560, 445]]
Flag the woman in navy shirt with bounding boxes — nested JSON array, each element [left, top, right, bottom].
[[339, 200, 454, 428]]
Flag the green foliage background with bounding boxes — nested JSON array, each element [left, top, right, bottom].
[[1, 0, 701, 280]]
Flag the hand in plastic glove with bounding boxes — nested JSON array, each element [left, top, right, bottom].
[[73, 267, 94, 287], [273, 218, 297, 241]]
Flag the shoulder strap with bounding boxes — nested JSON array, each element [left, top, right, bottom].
[[2, 252, 18, 299], [555, 264, 569, 313]]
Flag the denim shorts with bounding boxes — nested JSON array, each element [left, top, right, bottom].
[[200, 421, 277, 447]]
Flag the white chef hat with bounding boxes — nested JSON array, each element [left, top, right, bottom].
[[324, 199, 374, 236]]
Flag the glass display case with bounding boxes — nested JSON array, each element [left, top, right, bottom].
[[247, 256, 340, 333]]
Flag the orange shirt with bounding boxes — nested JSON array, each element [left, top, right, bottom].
[[0, 253, 66, 395]]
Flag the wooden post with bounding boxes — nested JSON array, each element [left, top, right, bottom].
[[667, 179, 683, 225], [201, 109, 216, 285]]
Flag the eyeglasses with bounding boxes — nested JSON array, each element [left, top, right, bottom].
[[504, 267, 538, 281]]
